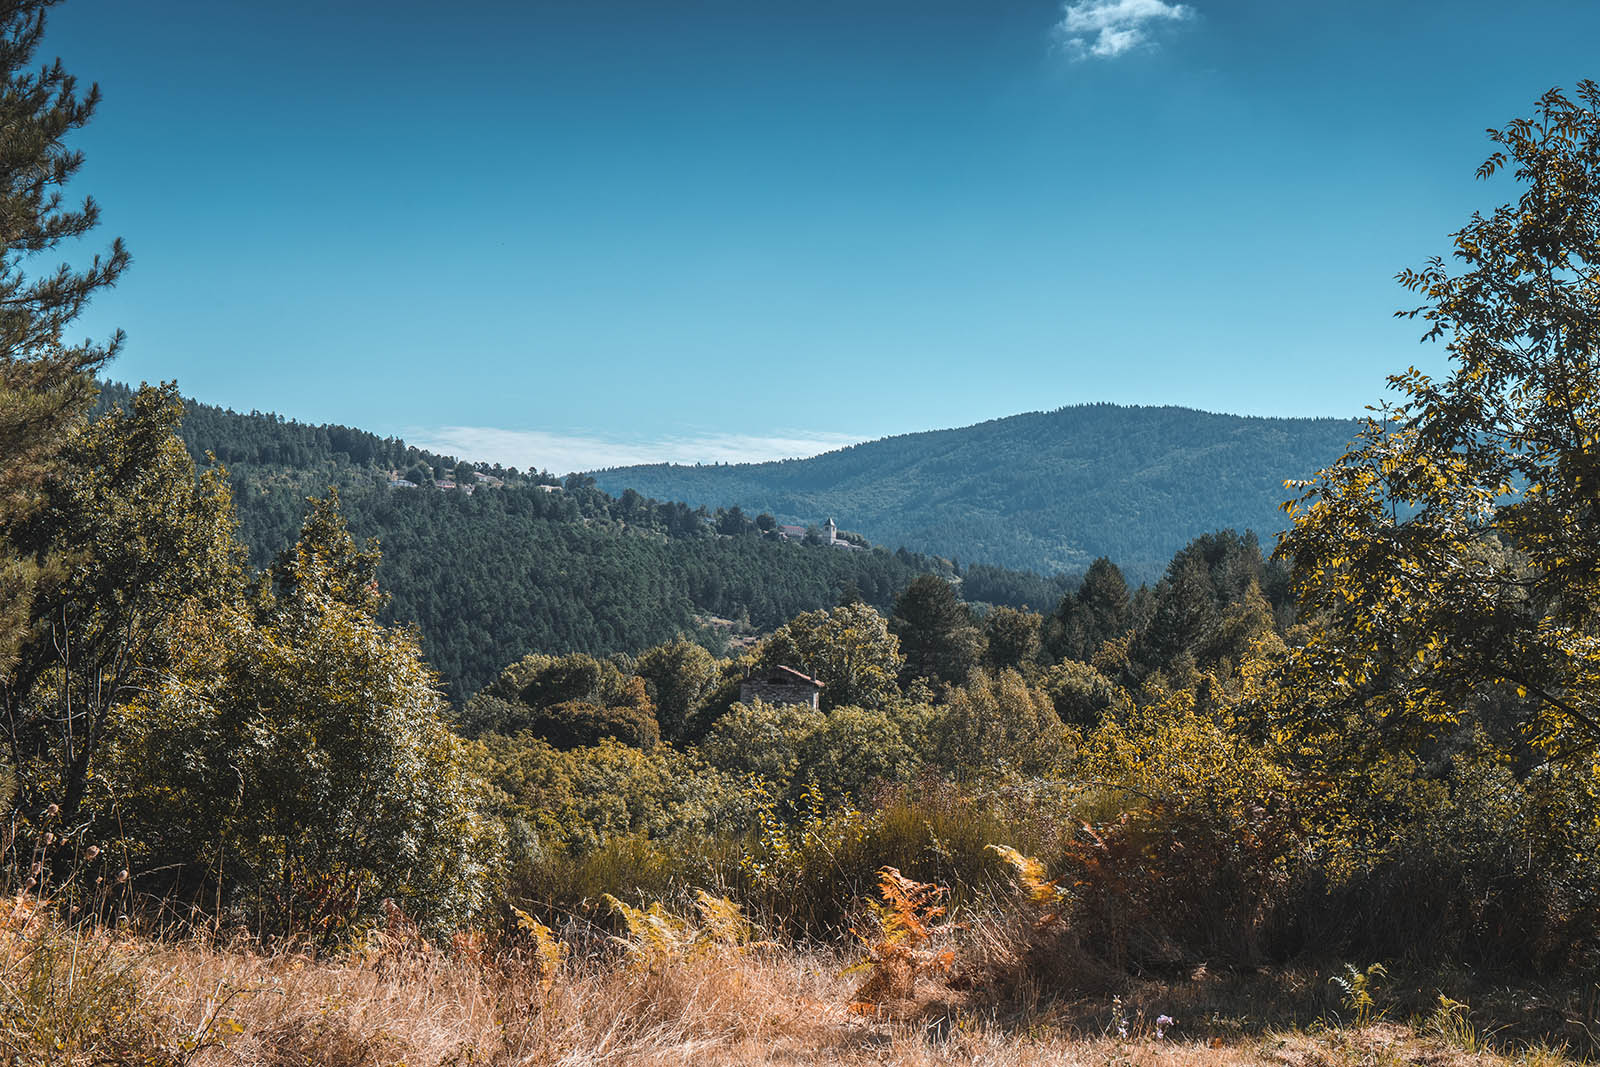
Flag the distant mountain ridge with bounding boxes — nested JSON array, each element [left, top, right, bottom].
[[591, 404, 1361, 580]]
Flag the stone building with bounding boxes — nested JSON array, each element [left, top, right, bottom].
[[739, 665, 824, 711]]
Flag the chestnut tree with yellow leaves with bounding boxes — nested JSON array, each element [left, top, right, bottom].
[[1279, 81, 1600, 774]]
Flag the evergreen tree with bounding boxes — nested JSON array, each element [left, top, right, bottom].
[[0, 0, 129, 674], [1051, 556, 1131, 662], [891, 575, 982, 686], [982, 606, 1043, 671]]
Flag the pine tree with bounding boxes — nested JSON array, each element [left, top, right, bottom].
[[0, 0, 130, 674], [891, 575, 981, 685]]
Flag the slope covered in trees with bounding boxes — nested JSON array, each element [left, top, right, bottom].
[[94, 383, 1067, 698], [592, 404, 1361, 578]]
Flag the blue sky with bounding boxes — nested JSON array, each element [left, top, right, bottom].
[[46, 0, 1600, 472]]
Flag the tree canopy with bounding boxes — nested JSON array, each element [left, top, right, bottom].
[[1280, 81, 1600, 773]]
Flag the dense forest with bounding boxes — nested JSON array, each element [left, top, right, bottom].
[[591, 404, 1361, 579], [94, 383, 1074, 697]]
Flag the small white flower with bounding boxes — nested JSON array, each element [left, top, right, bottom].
[[1156, 1014, 1175, 1039]]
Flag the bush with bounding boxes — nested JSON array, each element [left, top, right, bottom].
[[479, 733, 747, 859], [929, 669, 1068, 777], [110, 498, 503, 939], [1042, 660, 1129, 728], [699, 700, 826, 789], [1296, 735, 1600, 972], [1068, 691, 1298, 968], [524, 695, 660, 751]]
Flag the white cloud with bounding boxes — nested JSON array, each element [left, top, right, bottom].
[[404, 425, 865, 475], [1054, 0, 1192, 59]]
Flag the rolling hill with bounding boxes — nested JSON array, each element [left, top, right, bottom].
[[591, 404, 1361, 579]]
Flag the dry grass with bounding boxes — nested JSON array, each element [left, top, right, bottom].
[[1, 904, 1590, 1067]]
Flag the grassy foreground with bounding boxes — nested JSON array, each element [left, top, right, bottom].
[[9, 894, 1592, 1067]]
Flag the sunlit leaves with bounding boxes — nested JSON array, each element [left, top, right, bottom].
[[1280, 81, 1600, 768]]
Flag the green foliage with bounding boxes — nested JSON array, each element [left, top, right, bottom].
[[0, 0, 129, 675], [114, 496, 501, 937], [756, 603, 903, 711], [931, 668, 1067, 777], [1279, 81, 1600, 774], [698, 699, 923, 806], [4, 384, 242, 831], [1049, 556, 1132, 663], [635, 637, 718, 744], [795, 705, 923, 804], [477, 732, 741, 858], [700, 699, 826, 790], [1042, 659, 1130, 729], [982, 606, 1043, 672], [1301, 733, 1600, 971], [892, 575, 982, 686], [478, 652, 660, 749], [1071, 684, 1298, 966]]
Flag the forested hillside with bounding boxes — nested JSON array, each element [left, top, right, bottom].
[[95, 383, 1069, 698], [592, 404, 1361, 578]]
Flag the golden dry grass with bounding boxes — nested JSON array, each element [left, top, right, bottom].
[[3, 905, 1589, 1067]]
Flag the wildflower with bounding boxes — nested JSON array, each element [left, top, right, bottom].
[[84, 845, 100, 861], [45, 804, 58, 818], [1156, 1015, 1175, 1039], [116, 869, 129, 884]]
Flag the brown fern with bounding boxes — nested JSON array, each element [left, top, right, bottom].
[[847, 867, 955, 1015]]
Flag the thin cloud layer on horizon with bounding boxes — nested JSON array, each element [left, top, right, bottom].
[[406, 425, 867, 475], [1054, 0, 1193, 58]]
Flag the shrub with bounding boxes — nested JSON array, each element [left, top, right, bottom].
[[1297, 735, 1600, 971], [480, 734, 746, 859], [1042, 660, 1129, 728], [524, 694, 660, 751], [700, 699, 826, 789], [110, 498, 504, 939], [794, 705, 922, 804], [929, 668, 1068, 777], [1069, 690, 1298, 967]]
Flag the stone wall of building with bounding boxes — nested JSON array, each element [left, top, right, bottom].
[[739, 679, 821, 711]]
